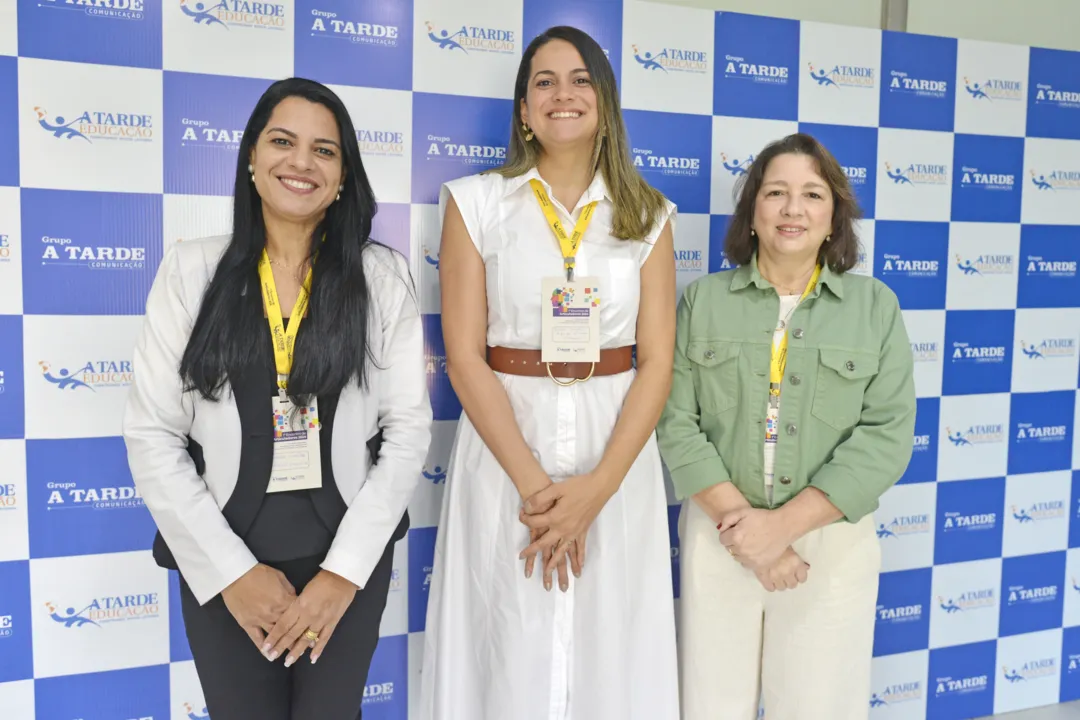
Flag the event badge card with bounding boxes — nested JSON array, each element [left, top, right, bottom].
[[541, 277, 601, 363], [268, 396, 322, 492]]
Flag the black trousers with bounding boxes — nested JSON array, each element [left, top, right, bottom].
[[179, 545, 394, 720]]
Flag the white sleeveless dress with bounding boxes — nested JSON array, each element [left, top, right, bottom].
[[417, 168, 680, 720]]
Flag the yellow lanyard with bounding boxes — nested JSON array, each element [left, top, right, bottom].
[[769, 265, 822, 392], [257, 249, 314, 394], [529, 178, 598, 281]]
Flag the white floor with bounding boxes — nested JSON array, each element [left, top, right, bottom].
[[981, 700, 1080, 718]]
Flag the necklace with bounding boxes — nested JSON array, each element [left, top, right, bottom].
[[776, 294, 801, 330]]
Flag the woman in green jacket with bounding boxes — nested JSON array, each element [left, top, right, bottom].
[[656, 133, 916, 720]]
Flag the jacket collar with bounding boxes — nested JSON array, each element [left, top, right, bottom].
[[729, 252, 845, 300]]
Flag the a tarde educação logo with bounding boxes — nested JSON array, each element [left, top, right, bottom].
[[631, 43, 709, 74], [1018, 337, 1076, 359], [1010, 501, 1067, 524], [963, 76, 1025, 102], [955, 253, 1015, 275], [35, 105, 154, 144], [884, 160, 949, 186], [423, 20, 516, 55], [182, 702, 210, 720], [945, 423, 1006, 447], [938, 588, 997, 614], [44, 592, 161, 629], [870, 680, 923, 708], [807, 61, 876, 89], [179, 0, 287, 30], [1028, 167, 1080, 191], [38, 359, 134, 392]]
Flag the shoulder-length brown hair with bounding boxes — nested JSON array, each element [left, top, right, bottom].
[[724, 133, 862, 273], [492, 26, 668, 242]]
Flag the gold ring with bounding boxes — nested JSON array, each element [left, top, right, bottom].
[[304, 630, 319, 643]]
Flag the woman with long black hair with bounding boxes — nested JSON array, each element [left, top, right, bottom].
[[123, 77, 431, 719]]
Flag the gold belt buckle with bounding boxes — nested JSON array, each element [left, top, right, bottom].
[[545, 361, 595, 387]]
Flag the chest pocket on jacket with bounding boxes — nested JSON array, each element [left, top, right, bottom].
[[687, 341, 740, 415], [812, 347, 879, 430]]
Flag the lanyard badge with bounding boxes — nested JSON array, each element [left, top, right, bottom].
[[768, 264, 822, 393]]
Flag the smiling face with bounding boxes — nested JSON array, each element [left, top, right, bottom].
[[519, 38, 599, 151], [752, 152, 835, 264], [248, 95, 344, 227]]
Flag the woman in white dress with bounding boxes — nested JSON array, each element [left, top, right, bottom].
[[418, 25, 680, 720]]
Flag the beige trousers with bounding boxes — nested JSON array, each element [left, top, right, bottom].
[[678, 499, 881, 720]]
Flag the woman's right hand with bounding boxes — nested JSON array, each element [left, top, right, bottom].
[[220, 563, 297, 652], [753, 547, 809, 592]]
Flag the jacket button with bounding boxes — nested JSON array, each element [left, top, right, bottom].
[[779, 476, 792, 485], [792, 328, 804, 339], [787, 423, 797, 435], [704, 350, 715, 360], [846, 360, 855, 371], [790, 375, 801, 385]]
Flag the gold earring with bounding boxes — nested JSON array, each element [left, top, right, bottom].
[[750, 228, 756, 236], [522, 122, 533, 142]]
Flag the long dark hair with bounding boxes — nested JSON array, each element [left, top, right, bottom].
[[179, 77, 379, 405]]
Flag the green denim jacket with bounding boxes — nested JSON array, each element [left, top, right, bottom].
[[656, 256, 916, 523]]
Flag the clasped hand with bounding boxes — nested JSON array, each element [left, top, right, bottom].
[[221, 563, 357, 667], [717, 507, 810, 591], [518, 473, 612, 592]]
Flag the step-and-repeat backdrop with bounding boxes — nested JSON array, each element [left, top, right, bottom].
[[2, 1, 1080, 718]]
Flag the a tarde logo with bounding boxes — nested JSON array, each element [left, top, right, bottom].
[[882, 253, 939, 277], [870, 680, 923, 707], [40, 235, 147, 270], [719, 152, 754, 176], [363, 682, 395, 705], [853, 249, 871, 275], [876, 514, 932, 538], [41, 0, 145, 20], [45, 481, 145, 511], [422, 462, 446, 484], [912, 432, 931, 452], [1010, 500, 1067, 523], [179, 0, 287, 31], [888, 70, 948, 99], [34, 105, 154, 144], [963, 76, 1024, 102], [955, 253, 1014, 276], [0, 613, 11, 639], [1029, 168, 1080, 191], [1019, 337, 1075, 359], [942, 510, 997, 531], [959, 166, 1015, 192], [39, 359, 134, 392], [807, 62, 876, 89], [1003, 658, 1057, 683], [631, 44, 709, 74], [951, 341, 1006, 364], [422, 246, 439, 270], [722, 54, 789, 85], [1069, 653, 1080, 674], [309, 9, 399, 47], [357, 128, 405, 158], [424, 20, 516, 55], [44, 592, 161, 628], [632, 147, 702, 178], [180, 118, 243, 150], [0, 233, 11, 263], [675, 249, 704, 272], [885, 161, 949, 185], [844, 164, 869, 187], [0, 483, 16, 512], [946, 424, 1005, 446], [1015, 422, 1068, 443], [938, 588, 996, 613], [935, 674, 989, 697], [425, 134, 505, 170], [1025, 255, 1078, 278], [1006, 583, 1059, 605], [1034, 83, 1080, 108], [877, 601, 923, 623]]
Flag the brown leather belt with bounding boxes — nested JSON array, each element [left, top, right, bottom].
[[487, 345, 634, 382]]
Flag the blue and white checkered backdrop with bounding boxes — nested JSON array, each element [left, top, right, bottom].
[[2, 1, 1080, 718]]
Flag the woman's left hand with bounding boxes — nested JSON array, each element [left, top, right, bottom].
[[717, 507, 793, 571], [263, 570, 357, 666], [519, 473, 614, 580]]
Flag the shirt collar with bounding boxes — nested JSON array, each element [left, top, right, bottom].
[[500, 167, 613, 210], [729, 252, 845, 300]]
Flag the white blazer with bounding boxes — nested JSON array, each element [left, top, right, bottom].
[[122, 235, 432, 605]]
